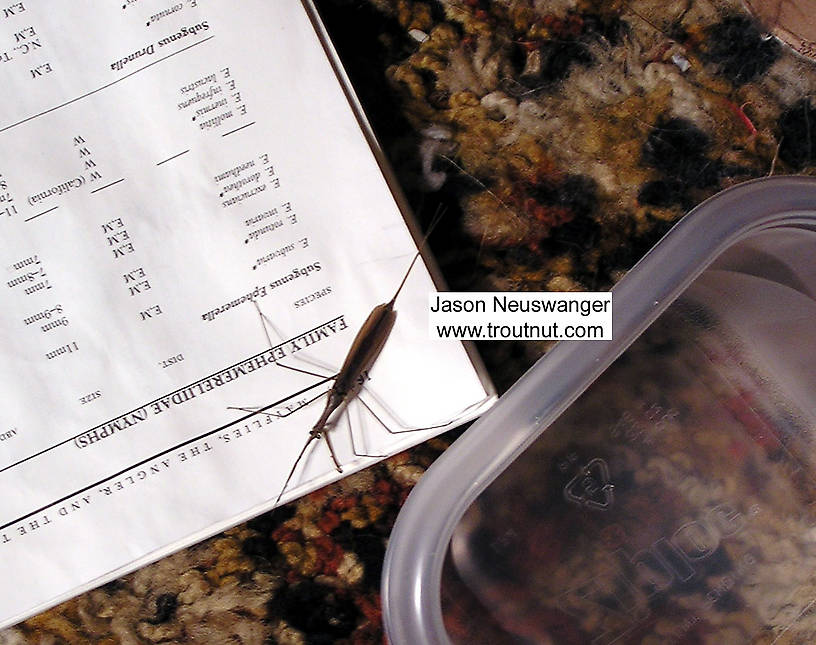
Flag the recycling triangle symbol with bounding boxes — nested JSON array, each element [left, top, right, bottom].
[[563, 458, 615, 510]]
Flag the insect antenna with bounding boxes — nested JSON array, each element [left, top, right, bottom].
[[388, 205, 446, 306]]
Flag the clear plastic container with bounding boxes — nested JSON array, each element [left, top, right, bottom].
[[382, 176, 816, 644]]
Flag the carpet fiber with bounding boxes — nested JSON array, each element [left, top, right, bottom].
[[4, 0, 816, 643]]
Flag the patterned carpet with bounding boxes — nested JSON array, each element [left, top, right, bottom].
[[3, 0, 815, 643]]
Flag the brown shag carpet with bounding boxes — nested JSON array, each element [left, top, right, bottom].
[[4, 0, 816, 643]]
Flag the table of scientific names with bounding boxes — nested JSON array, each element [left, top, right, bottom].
[[0, 0, 493, 629]]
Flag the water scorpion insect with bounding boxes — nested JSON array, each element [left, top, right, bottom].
[[231, 214, 448, 504]]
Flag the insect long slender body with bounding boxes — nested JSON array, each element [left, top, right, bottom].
[[272, 228, 433, 504], [310, 301, 396, 449]]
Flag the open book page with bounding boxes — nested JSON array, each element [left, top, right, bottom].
[[0, 0, 494, 627]]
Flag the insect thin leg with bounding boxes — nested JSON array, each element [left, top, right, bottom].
[[227, 388, 328, 420], [355, 383, 409, 426], [344, 405, 386, 459], [275, 433, 319, 506], [322, 427, 343, 472], [253, 300, 336, 378], [225, 406, 284, 420], [356, 394, 455, 434], [275, 357, 332, 380]]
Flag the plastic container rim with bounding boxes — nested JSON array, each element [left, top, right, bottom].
[[381, 176, 816, 645]]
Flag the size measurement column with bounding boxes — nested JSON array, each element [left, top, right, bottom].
[[0, 0, 492, 631]]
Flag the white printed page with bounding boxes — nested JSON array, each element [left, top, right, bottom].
[[0, 0, 493, 627]]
